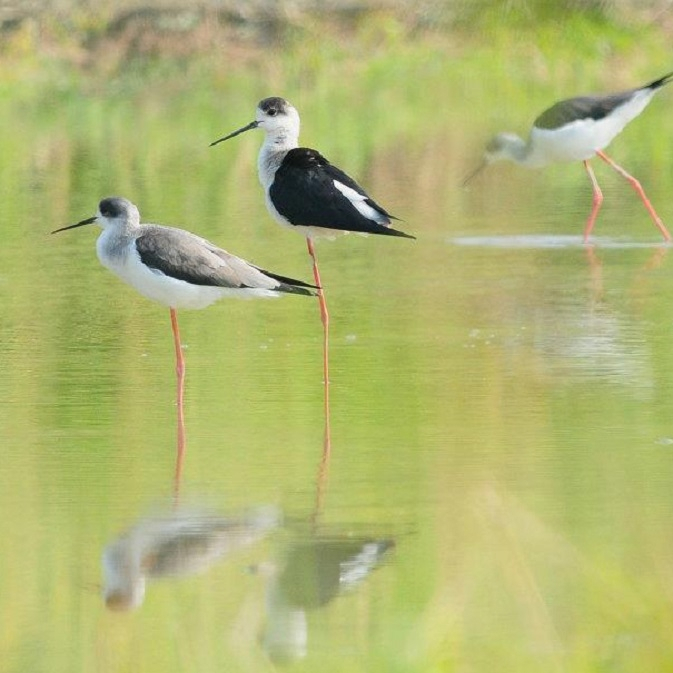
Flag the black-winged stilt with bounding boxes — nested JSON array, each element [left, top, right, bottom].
[[103, 506, 280, 611], [210, 97, 414, 412], [52, 196, 316, 492], [464, 72, 673, 242]]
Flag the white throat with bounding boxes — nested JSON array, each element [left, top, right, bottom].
[[257, 130, 299, 189]]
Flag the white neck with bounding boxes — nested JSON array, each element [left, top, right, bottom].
[[502, 134, 534, 165], [268, 126, 299, 152], [257, 131, 299, 189]]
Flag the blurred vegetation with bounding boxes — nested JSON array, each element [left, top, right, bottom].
[[0, 0, 671, 113], [0, 0, 671, 82], [3, 4, 673, 671]]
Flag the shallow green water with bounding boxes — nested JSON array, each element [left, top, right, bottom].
[[3, 21, 673, 672]]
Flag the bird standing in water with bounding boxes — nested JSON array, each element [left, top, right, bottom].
[[464, 72, 673, 242], [52, 196, 315, 497], [211, 97, 414, 432]]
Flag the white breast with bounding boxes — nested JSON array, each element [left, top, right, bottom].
[[528, 89, 656, 165], [96, 235, 278, 309]]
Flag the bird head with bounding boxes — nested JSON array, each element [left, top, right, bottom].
[[462, 133, 523, 186], [210, 97, 300, 147], [51, 197, 140, 234]]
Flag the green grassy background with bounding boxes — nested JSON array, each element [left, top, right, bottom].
[[3, 4, 673, 672]]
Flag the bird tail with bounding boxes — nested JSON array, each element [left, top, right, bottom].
[[645, 71, 673, 90], [378, 225, 416, 240], [258, 269, 319, 296], [279, 283, 319, 297]]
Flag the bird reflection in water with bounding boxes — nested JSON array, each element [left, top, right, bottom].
[[102, 506, 280, 611], [259, 534, 395, 664]]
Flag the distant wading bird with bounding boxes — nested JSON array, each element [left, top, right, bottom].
[[464, 72, 673, 242], [210, 97, 415, 398], [52, 197, 316, 491]]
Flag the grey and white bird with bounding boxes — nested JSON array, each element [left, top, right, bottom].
[[52, 196, 316, 403], [464, 72, 673, 242], [52, 196, 316, 307], [102, 506, 280, 611]]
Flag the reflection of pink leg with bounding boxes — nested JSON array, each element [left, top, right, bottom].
[[584, 245, 603, 303], [311, 427, 332, 530], [583, 160, 603, 243], [596, 150, 672, 242], [170, 308, 186, 505]]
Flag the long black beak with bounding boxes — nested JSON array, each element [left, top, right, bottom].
[[210, 120, 259, 147], [461, 160, 487, 188], [51, 215, 97, 234]]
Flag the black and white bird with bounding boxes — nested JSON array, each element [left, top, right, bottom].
[[211, 97, 414, 392], [210, 97, 414, 243], [464, 72, 673, 242], [51, 196, 315, 417], [261, 535, 394, 663]]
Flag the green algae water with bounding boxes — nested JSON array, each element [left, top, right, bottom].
[[3, 11, 673, 671]]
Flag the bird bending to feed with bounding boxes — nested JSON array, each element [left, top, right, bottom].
[[464, 71, 673, 242], [210, 97, 414, 400]]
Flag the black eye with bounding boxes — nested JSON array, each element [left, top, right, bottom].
[[268, 108, 277, 117]]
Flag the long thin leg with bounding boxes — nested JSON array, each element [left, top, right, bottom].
[[596, 150, 672, 242], [170, 308, 186, 505], [306, 237, 330, 396], [306, 237, 331, 515], [583, 159, 603, 243], [306, 238, 329, 333]]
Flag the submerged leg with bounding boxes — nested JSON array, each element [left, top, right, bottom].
[[583, 159, 603, 243], [306, 237, 331, 529], [306, 237, 331, 435], [170, 308, 186, 504], [596, 150, 672, 242]]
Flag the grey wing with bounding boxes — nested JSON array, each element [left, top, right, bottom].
[[135, 225, 280, 290]]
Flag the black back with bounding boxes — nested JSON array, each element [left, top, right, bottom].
[[270, 148, 414, 238], [534, 91, 637, 129], [535, 72, 673, 130]]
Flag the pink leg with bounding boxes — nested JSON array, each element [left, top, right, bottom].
[[306, 237, 331, 461], [596, 150, 672, 242], [307, 236, 330, 383], [170, 308, 186, 505], [583, 160, 603, 243], [307, 238, 329, 332]]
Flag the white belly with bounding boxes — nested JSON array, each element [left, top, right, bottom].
[[529, 119, 620, 164]]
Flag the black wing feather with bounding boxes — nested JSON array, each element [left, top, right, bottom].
[[252, 267, 318, 295], [534, 71, 673, 130], [270, 148, 413, 238]]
